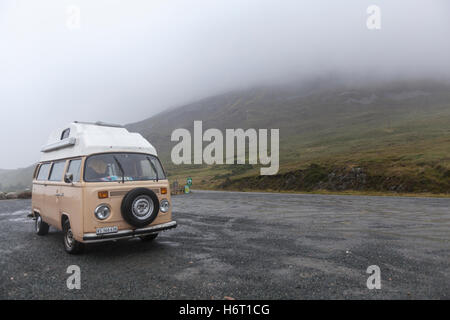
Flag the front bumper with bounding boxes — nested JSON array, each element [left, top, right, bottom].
[[82, 221, 177, 243]]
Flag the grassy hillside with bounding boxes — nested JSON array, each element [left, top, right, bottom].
[[0, 165, 35, 192], [127, 79, 450, 194], [3, 79, 450, 195]]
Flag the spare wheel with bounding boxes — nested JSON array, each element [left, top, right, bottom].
[[121, 188, 160, 228]]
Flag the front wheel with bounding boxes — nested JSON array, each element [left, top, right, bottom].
[[63, 220, 84, 254], [35, 214, 49, 236], [139, 233, 158, 242]]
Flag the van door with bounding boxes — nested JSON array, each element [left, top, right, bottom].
[[46, 161, 67, 227], [60, 159, 84, 238]]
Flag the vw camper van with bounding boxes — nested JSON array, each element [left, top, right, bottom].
[[31, 121, 176, 254]]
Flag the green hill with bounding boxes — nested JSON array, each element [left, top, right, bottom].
[[127, 79, 450, 194], [0, 165, 35, 192], [3, 79, 450, 195]]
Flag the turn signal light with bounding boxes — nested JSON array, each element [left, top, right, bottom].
[[98, 191, 109, 199], [161, 187, 167, 195]]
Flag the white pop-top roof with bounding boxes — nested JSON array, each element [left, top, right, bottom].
[[39, 121, 157, 162]]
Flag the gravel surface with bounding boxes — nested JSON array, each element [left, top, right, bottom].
[[0, 190, 449, 299]]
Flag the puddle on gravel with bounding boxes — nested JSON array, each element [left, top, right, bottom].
[[8, 217, 31, 223], [0, 210, 30, 217], [157, 240, 182, 247]]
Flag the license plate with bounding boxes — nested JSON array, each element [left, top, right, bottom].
[[96, 226, 118, 235]]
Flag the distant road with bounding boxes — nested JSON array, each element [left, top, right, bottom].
[[1, 191, 449, 299]]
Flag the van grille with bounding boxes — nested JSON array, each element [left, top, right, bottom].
[[109, 191, 127, 197]]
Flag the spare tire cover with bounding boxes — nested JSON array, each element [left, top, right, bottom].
[[121, 188, 160, 228]]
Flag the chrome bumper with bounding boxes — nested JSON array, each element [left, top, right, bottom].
[[82, 221, 177, 243]]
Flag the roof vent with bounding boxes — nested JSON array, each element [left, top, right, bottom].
[[41, 137, 77, 153], [74, 121, 123, 128]]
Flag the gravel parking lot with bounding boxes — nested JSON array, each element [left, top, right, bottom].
[[0, 190, 449, 299]]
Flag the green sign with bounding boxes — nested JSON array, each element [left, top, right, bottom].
[[184, 185, 190, 194], [187, 177, 192, 186]]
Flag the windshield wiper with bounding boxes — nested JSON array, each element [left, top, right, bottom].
[[147, 156, 159, 182], [113, 156, 125, 184]]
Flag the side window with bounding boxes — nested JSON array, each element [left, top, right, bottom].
[[49, 161, 66, 181], [33, 164, 40, 179], [61, 128, 70, 140], [36, 163, 51, 181], [66, 159, 82, 182]]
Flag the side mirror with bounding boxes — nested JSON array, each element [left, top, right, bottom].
[[64, 173, 73, 184]]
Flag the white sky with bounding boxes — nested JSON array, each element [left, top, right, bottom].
[[0, 0, 449, 169]]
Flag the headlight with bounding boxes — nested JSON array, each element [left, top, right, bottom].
[[160, 199, 170, 213], [95, 204, 111, 220]]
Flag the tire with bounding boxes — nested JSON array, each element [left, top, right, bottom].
[[63, 220, 84, 254], [139, 233, 158, 242], [35, 213, 49, 236], [121, 188, 159, 228]]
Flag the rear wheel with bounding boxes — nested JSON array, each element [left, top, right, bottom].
[[63, 220, 84, 254], [139, 233, 158, 242], [35, 214, 49, 236]]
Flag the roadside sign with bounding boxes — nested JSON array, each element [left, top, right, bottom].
[[184, 185, 190, 194], [187, 177, 192, 186]]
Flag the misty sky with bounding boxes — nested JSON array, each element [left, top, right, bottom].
[[0, 0, 449, 169]]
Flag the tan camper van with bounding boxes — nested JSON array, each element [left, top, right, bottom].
[[31, 121, 176, 254]]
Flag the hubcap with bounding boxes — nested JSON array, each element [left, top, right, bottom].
[[65, 228, 74, 248], [132, 195, 153, 220], [36, 216, 41, 232]]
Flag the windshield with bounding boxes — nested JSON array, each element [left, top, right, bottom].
[[84, 153, 166, 182]]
